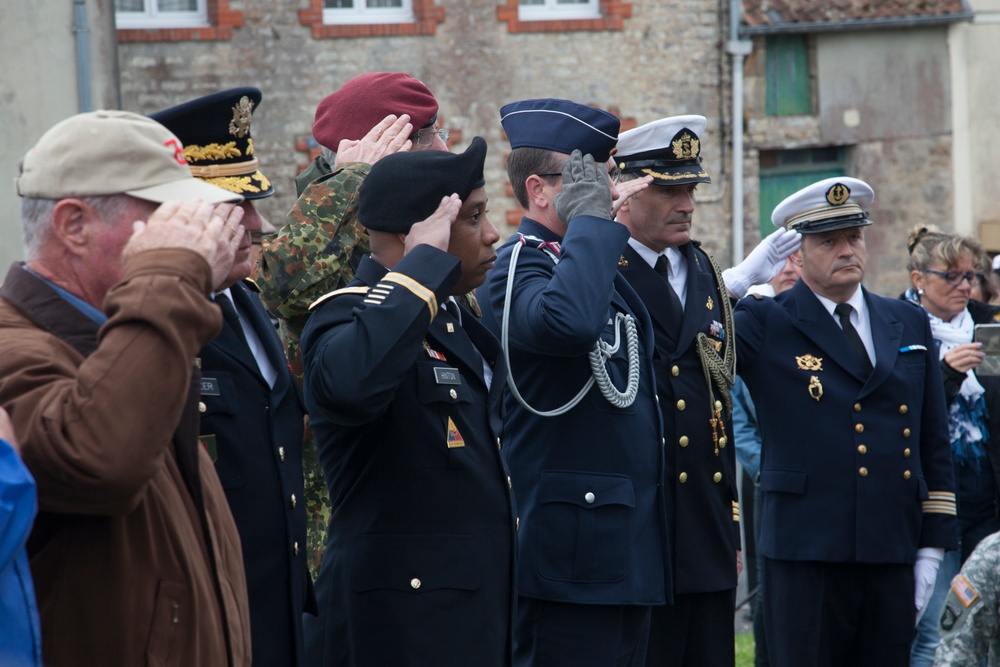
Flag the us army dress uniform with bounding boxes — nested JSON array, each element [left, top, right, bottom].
[[197, 279, 311, 664], [733, 178, 957, 667], [615, 115, 740, 667], [151, 88, 315, 667], [478, 99, 670, 667], [300, 139, 516, 667]]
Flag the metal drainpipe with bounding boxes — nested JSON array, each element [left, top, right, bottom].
[[727, 0, 752, 267], [73, 0, 92, 112]]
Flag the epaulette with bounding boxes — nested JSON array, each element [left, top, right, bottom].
[[751, 293, 764, 300], [309, 286, 370, 311], [242, 278, 261, 293]]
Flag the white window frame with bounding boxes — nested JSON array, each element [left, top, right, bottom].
[[518, 0, 600, 21], [322, 0, 414, 25], [115, 0, 209, 29]]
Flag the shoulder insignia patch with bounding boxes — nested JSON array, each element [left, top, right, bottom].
[[952, 574, 980, 607]]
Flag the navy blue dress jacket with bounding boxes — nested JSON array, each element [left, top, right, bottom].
[[478, 216, 671, 605], [734, 281, 958, 563], [198, 280, 314, 667], [301, 246, 517, 667], [619, 242, 739, 595]]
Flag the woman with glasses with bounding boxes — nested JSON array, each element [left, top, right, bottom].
[[905, 225, 1000, 667]]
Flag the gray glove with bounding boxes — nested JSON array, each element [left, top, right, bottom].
[[553, 150, 613, 223]]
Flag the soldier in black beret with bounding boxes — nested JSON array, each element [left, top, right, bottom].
[[299, 137, 517, 666], [151, 88, 316, 667]]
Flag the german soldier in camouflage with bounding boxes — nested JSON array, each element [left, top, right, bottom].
[[933, 529, 1000, 666], [256, 72, 449, 575]]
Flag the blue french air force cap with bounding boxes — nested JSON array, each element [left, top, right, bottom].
[[499, 98, 620, 163]]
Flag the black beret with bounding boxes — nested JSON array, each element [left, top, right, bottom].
[[359, 137, 487, 233]]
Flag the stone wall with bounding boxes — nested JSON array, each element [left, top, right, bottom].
[[116, 0, 960, 295], [117, 0, 735, 264]]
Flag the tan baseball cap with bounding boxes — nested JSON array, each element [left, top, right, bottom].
[[15, 110, 243, 204]]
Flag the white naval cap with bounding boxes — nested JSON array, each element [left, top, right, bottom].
[[615, 115, 711, 185], [771, 176, 874, 234]]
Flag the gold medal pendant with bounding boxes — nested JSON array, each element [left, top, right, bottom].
[[808, 375, 823, 401]]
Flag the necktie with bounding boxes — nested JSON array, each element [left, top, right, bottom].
[[214, 293, 250, 352], [654, 254, 684, 337], [834, 303, 873, 374], [444, 299, 462, 323]]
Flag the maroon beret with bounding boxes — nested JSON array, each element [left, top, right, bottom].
[[312, 72, 439, 150]]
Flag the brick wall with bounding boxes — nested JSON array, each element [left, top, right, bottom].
[[117, 0, 733, 260], [116, 0, 955, 295]]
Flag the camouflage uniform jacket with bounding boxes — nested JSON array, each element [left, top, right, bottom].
[[259, 160, 481, 376], [294, 155, 332, 198], [934, 530, 1000, 666], [259, 161, 371, 379]]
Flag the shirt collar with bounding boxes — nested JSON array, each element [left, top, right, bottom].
[[813, 285, 865, 319], [23, 267, 107, 325]]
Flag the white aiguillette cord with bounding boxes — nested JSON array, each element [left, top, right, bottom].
[[500, 238, 640, 417]]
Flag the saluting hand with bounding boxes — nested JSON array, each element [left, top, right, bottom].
[[208, 203, 246, 290], [611, 174, 653, 219], [722, 227, 802, 298], [123, 200, 244, 288], [334, 114, 414, 169], [404, 194, 461, 255], [554, 150, 614, 223]]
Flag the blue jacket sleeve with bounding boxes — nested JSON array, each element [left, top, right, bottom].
[[731, 377, 762, 480]]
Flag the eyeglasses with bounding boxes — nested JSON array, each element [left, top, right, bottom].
[[412, 128, 449, 147], [920, 268, 986, 287], [536, 166, 621, 181]]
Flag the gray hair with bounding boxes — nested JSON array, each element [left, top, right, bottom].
[[21, 194, 133, 260]]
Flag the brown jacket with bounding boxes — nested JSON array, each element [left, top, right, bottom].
[[0, 250, 251, 666]]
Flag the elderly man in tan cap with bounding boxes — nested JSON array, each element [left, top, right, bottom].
[[0, 110, 252, 666]]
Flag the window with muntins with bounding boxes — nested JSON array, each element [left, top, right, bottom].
[[518, 0, 600, 21], [323, 0, 414, 25], [115, 0, 208, 29]]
